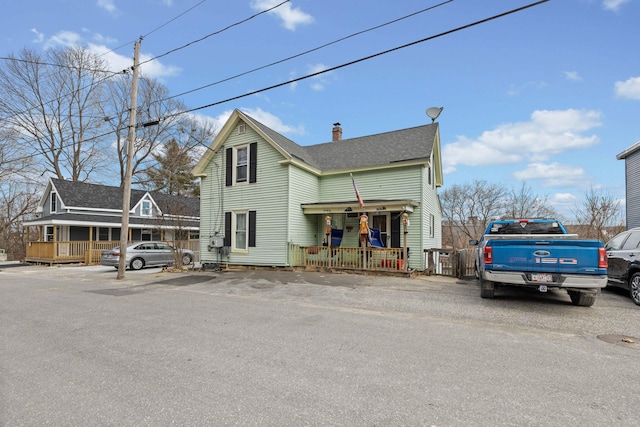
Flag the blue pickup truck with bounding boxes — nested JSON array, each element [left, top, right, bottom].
[[470, 219, 608, 306]]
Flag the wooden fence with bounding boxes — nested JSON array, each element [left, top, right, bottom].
[[424, 248, 477, 278]]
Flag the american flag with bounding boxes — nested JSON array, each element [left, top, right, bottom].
[[351, 173, 364, 209]]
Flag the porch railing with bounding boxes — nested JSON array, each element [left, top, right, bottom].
[[290, 244, 408, 272], [25, 240, 200, 265]]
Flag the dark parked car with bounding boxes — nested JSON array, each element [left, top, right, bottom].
[[101, 241, 194, 270], [605, 228, 640, 305]]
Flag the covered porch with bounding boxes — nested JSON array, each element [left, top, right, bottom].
[[295, 199, 417, 273], [23, 219, 199, 265]]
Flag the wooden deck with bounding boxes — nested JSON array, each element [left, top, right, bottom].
[[25, 240, 199, 265]]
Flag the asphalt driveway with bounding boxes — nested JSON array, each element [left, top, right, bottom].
[[2, 264, 639, 426]]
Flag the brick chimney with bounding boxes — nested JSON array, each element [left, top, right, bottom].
[[332, 122, 342, 141]]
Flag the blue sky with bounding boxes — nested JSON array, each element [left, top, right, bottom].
[[2, 0, 638, 219]]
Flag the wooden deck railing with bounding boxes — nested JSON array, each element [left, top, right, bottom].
[[25, 240, 199, 265], [289, 244, 408, 272]]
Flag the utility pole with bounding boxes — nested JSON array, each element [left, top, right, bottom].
[[117, 38, 141, 280]]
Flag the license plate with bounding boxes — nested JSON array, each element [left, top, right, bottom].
[[532, 273, 552, 282]]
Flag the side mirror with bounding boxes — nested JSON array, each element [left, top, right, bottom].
[[469, 239, 479, 246]]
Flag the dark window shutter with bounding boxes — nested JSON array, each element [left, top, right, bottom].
[[249, 210, 256, 247], [391, 214, 401, 248], [224, 212, 231, 246], [225, 148, 232, 186], [249, 142, 257, 183]]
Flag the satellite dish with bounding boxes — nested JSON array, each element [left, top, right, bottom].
[[426, 107, 444, 123]]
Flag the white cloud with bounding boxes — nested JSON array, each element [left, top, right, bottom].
[[307, 63, 332, 91], [603, 0, 630, 11], [513, 162, 588, 187], [250, 0, 314, 31], [97, 0, 119, 15], [442, 109, 601, 173], [38, 30, 180, 80], [240, 107, 305, 135], [551, 192, 578, 204], [31, 28, 44, 43], [44, 30, 83, 49], [614, 76, 640, 99], [507, 81, 547, 96], [564, 71, 582, 81]]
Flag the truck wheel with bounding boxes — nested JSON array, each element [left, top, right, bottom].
[[568, 290, 596, 307], [629, 272, 640, 306], [479, 276, 495, 299]]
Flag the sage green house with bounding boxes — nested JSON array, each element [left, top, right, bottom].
[[192, 109, 443, 271]]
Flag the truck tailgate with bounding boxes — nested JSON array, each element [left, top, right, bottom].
[[487, 239, 606, 275]]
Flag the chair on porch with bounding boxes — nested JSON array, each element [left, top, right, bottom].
[[330, 228, 344, 247], [368, 228, 384, 248]]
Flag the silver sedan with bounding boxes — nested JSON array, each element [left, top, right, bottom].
[[101, 241, 194, 270]]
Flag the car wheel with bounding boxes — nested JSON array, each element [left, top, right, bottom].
[[182, 253, 193, 265], [629, 272, 640, 306], [479, 276, 495, 299], [130, 258, 145, 271], [568, 290, 597, 307]]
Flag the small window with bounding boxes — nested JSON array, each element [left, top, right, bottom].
[[238, 123, 246, 134], [235, 146, 248, 183], [234, 211, 248, 251], [141, 200, 152, 216], [50, 192, 57, 213], [429, 214, 435, 238], [98, 228, 109, 241], [45, 226, 54, 242]]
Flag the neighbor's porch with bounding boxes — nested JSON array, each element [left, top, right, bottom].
[[25, 240, 200, 265]]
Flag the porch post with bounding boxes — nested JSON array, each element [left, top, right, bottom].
[[325, 216, 332, 268], [88, 226, 93, 264], [402, 213, 409, 271]]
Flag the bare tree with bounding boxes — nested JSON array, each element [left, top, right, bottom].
[[100, 75, 215, 187], [572, 186, 625, 241], [0, 179, 39, 260], [503, 182, 560, 220], [0, 47, 112, 182], [441, 180, 508, 246]]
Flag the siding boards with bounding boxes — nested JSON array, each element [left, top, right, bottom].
[[288, 166, 320, 246], [219, 125, 290, 266], [626, 150, 640, 229]]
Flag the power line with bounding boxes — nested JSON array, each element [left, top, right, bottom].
[[140, 0, 291, 66], [0, 1, 290, 134], [143, 0, 210, 38], [160, 0, 455, 102], [6, 0, 550, 166], [165, 0, 551, 120]]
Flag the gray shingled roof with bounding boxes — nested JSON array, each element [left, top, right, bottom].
[[50, 179, 199, 216], [242, 112, 438, 171]]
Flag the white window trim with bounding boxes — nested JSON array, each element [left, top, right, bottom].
[[238, 123, 246, 134], [232, 211, 249, 253], [50, 192, 57, 213], [141, 200, 152, 216], [233, 145, 249, 185]]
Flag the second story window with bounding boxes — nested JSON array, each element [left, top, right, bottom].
[[50, 192, 57, 213], [226, 142, 257, 186], [235, 146, 248, 183], [142, 200, 152, 216]]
